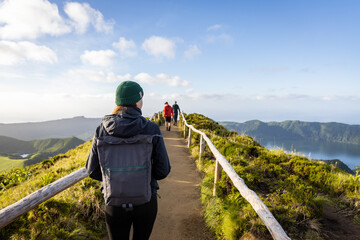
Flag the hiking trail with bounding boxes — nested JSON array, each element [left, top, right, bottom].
[[150, 125, 214, 240]]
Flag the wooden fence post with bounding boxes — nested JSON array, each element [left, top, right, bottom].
[[199, 135, 205, 167], [183, 123, 187, 139], [187, 128, 192, 148], [213, 159, 222, 196]]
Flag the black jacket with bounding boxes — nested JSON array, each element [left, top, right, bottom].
[[85, 106, 171, 194], [172, 104, 180, 114]]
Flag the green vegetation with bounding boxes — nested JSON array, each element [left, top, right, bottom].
[[0, 155, 26, 172], [0, 136, 85, 172], [0, 141, 106, 239], [221, 120, 360, 144], [184, 113, 360, 239], [1, 113, 359, 239], [320, 159, 355, 175]]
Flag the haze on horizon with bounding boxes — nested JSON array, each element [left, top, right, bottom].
[[0, 0, 359, 125]]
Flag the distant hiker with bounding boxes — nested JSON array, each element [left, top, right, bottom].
[[172, 101, 180, 126], [86, 81, 171, 240], [163, 102, 173, 131]]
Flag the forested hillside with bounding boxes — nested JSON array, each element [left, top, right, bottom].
[[0, 136, 84, 172], [221, 120, 360, 144]]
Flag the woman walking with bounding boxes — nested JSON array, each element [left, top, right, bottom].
[[86, 81, 171, 240]]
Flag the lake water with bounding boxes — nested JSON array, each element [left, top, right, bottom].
[[258, 138, 360, 170]]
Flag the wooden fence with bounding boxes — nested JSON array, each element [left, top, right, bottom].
[[180, 111, 290, 240], [0, 112, 159, 229], [0, 111, 290, 240]]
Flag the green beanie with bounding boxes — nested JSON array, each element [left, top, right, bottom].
[[115, 81, 144, 106]]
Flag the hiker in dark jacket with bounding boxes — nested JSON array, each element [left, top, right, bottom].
[[172, 101, 180, 126], [86, 81, 171, 240]]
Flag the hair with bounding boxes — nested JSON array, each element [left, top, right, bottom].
[[165, 102, 168, 104], [112, 104, 136, 114]]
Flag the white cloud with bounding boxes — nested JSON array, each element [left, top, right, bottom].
[[207, 24, 223, 31], [80, 50, 116, 67], [134, 73, 189, 87], [0, 0, 113, 40], [112, 37, 137, 57], [64, 2, 114, 34], [159, 93, 182, 100], [206, 33, 233, 45], [321, 95, 360, 101], [0, 0, 71, 40], [69, 69, 131, 83], [142, 36, 176, 59], [0, 41, 57, 65], [184, 45, 201, 60], [0, 91, 114, 123], [0, 71, 24, 79], [188, 93, 227, 100], [254, 94, 312, 101]]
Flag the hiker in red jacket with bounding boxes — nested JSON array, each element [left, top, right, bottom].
[[163, 102, 173, 131]]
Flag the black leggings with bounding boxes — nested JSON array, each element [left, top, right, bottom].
[[105, 195, 158, 240]]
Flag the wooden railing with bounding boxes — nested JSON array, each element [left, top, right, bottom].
[[0, 112, 162, 229], [180, 111, 290, 240], [0, 111, 290, 240], [0, 168, 88, 229]]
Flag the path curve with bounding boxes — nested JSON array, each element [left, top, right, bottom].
[[150, 125, 215, 240]]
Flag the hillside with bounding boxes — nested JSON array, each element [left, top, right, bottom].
[[0, 114, 359, 239], [0, 135, 85, 172], [0, 141, 107, 239], [0, 135, 35, 153], [0, 116, 101, 141], [321, 159, 355, 175], [221, 120, 360, 145], [184, 114, 360, 239]]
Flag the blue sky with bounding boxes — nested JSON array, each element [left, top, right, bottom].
[[0, 0, 359, 124]]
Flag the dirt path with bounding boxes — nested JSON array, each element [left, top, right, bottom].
[[150, 125, 215, 240], [320, 203, 360, 239]]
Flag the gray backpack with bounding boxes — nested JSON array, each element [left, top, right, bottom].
[[96, 134, 153, 207]]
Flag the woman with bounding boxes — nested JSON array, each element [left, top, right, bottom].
[[85, 81, 171, 240]]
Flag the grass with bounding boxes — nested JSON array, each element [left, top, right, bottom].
[[181, 113, 360, 240], [1, 113, 360, 239], [0, 155, 26, 173], [0, 141, 107, 239]]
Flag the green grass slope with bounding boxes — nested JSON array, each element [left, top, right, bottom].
[[183, 113, 360, 239], [0, 141, 106, 239], [0, 136, 85, 172], [0, 156, 26, 173]]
